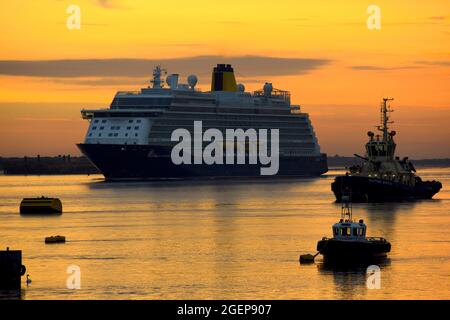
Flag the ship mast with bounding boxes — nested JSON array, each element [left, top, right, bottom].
[[377, 98, 394, 141], [150, 65, 167, 89], [340, 192, 353, 222]]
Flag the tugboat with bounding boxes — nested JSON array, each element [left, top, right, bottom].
[[331, 98, 442, 202], [316, 195, 391, 264]]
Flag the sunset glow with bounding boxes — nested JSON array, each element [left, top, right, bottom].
[[1, 0, 449, 157]]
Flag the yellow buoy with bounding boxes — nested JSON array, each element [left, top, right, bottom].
[[299, 252, 320, 264]]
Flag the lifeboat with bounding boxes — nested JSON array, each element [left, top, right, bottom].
[[20, 196, 63, 214]]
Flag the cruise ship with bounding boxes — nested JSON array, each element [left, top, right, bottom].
[[77, 64, 327, 180]]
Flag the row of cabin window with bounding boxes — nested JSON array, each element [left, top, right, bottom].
[[93, 119, 142, 124], [88, 133, 139, 137], [333, 227, 365, 237], [91, 126, 140, 130]]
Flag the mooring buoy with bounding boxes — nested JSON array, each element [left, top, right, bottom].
[[299, 252, 320, 264]]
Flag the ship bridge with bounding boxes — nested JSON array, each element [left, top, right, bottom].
[[365, 132, 396, 160]]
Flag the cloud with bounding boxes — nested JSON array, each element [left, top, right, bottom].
[[415, 60, 450, 67], [48, 76, 269, 87], [15, 117, 72, 122], [338, 19, 445, 27], [96, 0, 113, 8], [351, 60, 450, 71], [350, 65, 386, 71], [284, 18, 311, 21], [428, 16, 447, 20], [382, 21, 441, 26], [159, 43, 208, 48], [0, 56, 331, 78], [216, 21, 247, 25], [49, 77, 149, 86], [94, 0, 123, 9], [349, 65, 421, 71]]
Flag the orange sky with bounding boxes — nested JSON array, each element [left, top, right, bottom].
[[0, 0, 449, 158]]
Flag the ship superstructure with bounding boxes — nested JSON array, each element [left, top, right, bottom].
[[78, 64, 327, 180]]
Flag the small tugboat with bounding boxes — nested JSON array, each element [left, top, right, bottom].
[[316, 196, 391, 264], [332, 98, 442, 202], [20, 196, 63, 214]]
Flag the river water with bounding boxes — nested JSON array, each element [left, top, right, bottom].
[[0, 168, 449, 299]]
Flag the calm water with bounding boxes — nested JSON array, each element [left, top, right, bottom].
[[0, 168, 449, 300]]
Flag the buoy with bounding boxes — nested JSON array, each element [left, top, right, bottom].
[[26, 274, 32, 286], [45, 235, 66, 244], [299, 252, 320, 264]]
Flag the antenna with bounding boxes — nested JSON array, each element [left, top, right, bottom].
[[150, 65, 167, 89], [341, 188, 353, 222], [377, 97, 394, 141]]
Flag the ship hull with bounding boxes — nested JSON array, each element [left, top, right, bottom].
[[77, 143, 328, 180], [317, 238, 391, 264], [331, 175, 442, 202]]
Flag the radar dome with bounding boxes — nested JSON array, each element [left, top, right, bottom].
[[237, 83, 245, 92], [187, 75, 198, 89]]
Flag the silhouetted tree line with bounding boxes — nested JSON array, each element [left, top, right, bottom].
[[0, 155, 99, 175]]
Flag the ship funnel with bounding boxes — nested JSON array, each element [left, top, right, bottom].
[[211, 64, 237, 92]]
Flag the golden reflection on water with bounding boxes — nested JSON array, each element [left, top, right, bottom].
[[0, 168, 449, 299]]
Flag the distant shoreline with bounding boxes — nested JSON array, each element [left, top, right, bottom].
[[326, 156, 450, 169], [0, 155, 449, 176], [0, 155, 100, 175]]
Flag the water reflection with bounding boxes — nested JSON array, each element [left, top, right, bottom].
[[329, 200, 422, 241], [362, 202, 416, 239], [85, 176, 320, 190], [317, 259, 392, 299], [0, 289, 25, 300], [82, 176, 326, 215], [0, 169, 448, 299]]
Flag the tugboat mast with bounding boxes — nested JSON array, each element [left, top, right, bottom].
[[340, 194, 353, 222], [378, 97, 394, 141]]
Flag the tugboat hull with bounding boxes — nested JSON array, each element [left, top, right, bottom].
[[317, 238, 391, 264], [331, 175, 442, 202]]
